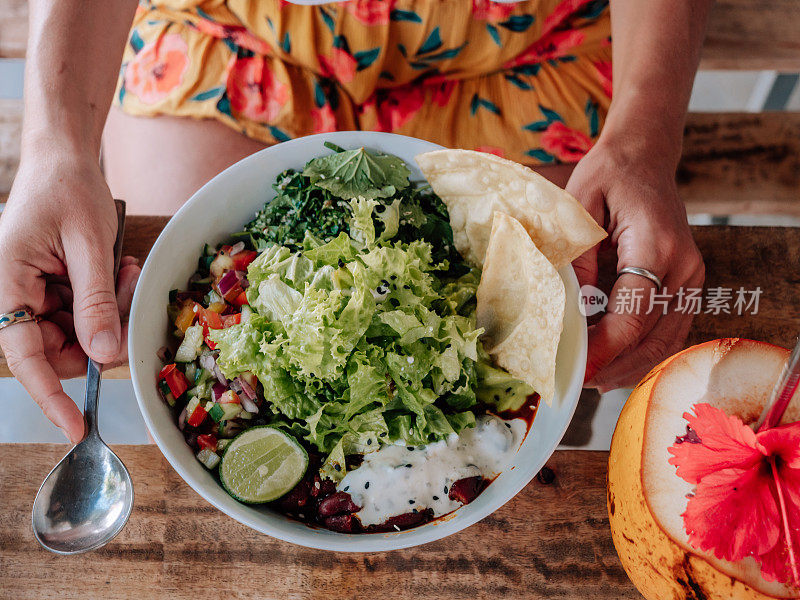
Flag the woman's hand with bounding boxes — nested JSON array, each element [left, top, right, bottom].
[[567, 134, 705, 392], [0, 143, 140, 443]]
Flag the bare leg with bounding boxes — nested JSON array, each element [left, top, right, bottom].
[[103, 107, 577, 215], [102, 107, 268, 215]]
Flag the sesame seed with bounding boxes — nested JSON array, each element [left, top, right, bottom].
[[394, 524, 401, 531], [367, 438, 372, 445], [334, 464, 341, 471], [405, 464, 412, 468], [432, 496, 439, 501], [408, 499, 415, 504], [505, 387, 512, 393], [412, 508, 418, 514], [343, 486, 349, 492], [365, 482, 370, 489], [407, 447, 414, 451], [443, 486, 448, 494]]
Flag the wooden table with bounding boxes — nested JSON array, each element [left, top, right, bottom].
[[1, 219, 798, 599]]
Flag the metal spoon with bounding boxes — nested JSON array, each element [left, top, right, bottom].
[[754, 334, 800, 432], [32, 200, 134, 554]]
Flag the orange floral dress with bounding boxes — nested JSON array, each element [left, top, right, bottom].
[[115, 0, 611, 165]]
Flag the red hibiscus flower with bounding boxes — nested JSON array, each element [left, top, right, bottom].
[[318, 47, 358, 84], [191, 18, 270, 55], [669, 403, 800, 585], [311, 104, 337, 134], [472, 0, 515, 23], [362, 86, 425, 133], [540, 121, 593, 162], [594, 60, 612, 98], [227, 57, 290, 122], [346, 0, 394, 25], [124, 33, 189, 105], [505, 29, 585, 68], [475, 146, 505, 158]]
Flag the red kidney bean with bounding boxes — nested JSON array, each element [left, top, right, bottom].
[[317, 491, 360, 517]]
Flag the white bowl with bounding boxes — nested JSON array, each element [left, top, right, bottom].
[[129, 131, 586, 551]]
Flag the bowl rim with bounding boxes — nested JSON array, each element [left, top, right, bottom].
[[128, 131, 587, 551]]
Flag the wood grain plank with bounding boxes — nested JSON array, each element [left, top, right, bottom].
[[701, 0, 800, 70], [0, 445, 637, 600], [0, 0, 27, 58], [679, 113, 800, 217]]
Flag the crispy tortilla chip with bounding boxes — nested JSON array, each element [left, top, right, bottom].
[[476, 212, 565, 404], [416, 149, 606, 269]]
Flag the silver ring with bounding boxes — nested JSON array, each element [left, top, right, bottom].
[[617, 267, 663, 291], [0, 308, 38, 332]]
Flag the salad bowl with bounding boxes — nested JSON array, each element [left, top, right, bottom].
[[128, 131, 587, 551]]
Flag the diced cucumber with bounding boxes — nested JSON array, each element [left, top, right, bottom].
[[158, 380, 176, 407], [216, 438, 232, 453], [196, 447, 221, 469], [208, 402, 239, 423], [183, 362, 197, 383], [238, 410, 254, 420], [203, 243, 216, 256], [185, 396, 201, 419], [208, 402, 225, 423], [198, 255, 214, 272], [175, 324, 204, 362], [218, 420, 243, 438]]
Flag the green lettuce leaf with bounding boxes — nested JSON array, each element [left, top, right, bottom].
[[303, 146, 411, 201]]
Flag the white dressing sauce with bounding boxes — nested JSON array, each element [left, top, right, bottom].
[[337, 415, 527, 526]]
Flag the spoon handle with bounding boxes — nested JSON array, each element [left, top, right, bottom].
[[755, 334, 800, 432], [84, 200, 127, 438]]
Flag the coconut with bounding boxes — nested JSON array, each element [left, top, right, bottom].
[[608, 339, 800, 600]]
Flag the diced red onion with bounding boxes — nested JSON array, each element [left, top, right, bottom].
[[237, 376, 257, 401], [178, 407, 187, 431], [229, 241, 246, 256], [217, 270, 241, 297], [240, 394, 259, 414], [212, 382, 228, 402], [175, 290, 204, 303]]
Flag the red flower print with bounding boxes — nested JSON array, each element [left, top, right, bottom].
[[124, 33, 189, 105], [472, 0, 515, 23], [475, 146, 506, 158], [541, 0, 598, 37], [669, 403, 800, 585], [430, 80, 456, 108], [346, 0, 394, 25], [505, 29, 586, 68], [594, 60, 612, 98], [540, 121, 593, 161], [192, 18, 270, 55], [312, 104, 337, 134], [362, 86, 425, 133], [227, 57, 290, 122], [318, 48, 358, 84]]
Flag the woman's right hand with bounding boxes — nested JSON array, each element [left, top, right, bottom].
[[0, 143, 140, 443]]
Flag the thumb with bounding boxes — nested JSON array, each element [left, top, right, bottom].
[[64, 232, 121, 364]]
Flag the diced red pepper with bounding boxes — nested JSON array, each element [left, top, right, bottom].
[[232, 291, 249, 307], [232, 250, 257, 272], [198, 307, 224, 349], [159, 364, 189, 399], [197, 433, 218, 452], [221, 313, 241, 328], [187, 404, 208, 428]]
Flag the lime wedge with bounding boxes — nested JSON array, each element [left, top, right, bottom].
[[219, 427, 308, 504]]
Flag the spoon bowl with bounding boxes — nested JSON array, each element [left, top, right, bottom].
[[31, 434, 133, 554]]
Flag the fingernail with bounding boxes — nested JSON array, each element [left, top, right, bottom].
[[91, 330, 118, 357]]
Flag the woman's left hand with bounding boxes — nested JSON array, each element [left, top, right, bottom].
[[566, 134, 705, 392]]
